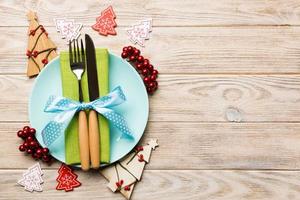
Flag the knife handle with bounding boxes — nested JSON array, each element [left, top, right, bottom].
[[89, 110, 100, 169], [78, 110, 90, 171]]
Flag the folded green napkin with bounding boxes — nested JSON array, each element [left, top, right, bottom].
[[60, 49, 110, 165]]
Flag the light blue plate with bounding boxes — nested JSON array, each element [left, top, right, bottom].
[[29, 53, 149, 166]]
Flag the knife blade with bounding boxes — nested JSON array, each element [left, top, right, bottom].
[[85, 34, 100, 169], [85, 34, 99, 100]]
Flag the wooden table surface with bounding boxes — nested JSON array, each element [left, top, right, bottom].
[[1, 1, 300, 199]]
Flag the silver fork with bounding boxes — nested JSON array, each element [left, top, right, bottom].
[[69, 39, 90, 171]]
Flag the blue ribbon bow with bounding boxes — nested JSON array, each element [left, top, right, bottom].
[[41, 86, 134, 147]]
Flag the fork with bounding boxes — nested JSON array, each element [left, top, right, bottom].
[[69, 39, 90, 171]]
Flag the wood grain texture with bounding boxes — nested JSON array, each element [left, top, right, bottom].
[[1, 75, 300, 122], [3, 122, 300, 170], [1, 1, 300, 199], [2, 26, 300, 74], [2, 0, 300, 27], [1, 169, 300, 200]]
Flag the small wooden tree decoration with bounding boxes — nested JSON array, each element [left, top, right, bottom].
[[56, 164, 81, 192], [100, 139, 159, 200], [26, 11, 57, 77], [17, 163, 44, 192]]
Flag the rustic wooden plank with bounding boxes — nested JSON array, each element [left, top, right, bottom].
[[2, 26, 300, 74], [1, 75, 300, 122], [2, 0, 300, 27], [3, 122, 300, 169], [1, 169, 300, 199]]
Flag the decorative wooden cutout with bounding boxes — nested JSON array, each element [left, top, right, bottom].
[[17, 162, 44, 192], [92, 6, 117, 36], [100, 139, 158, 200], [56, 164, 81, 192], [127, 19, 152, 47], [26, 11, 57, 77]]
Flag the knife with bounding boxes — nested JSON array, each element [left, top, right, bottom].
[[85, 34, 100, 169]]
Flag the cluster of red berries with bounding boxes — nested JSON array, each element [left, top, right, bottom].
[[17, 126, 52, 163], [121, 46, 159, 94]]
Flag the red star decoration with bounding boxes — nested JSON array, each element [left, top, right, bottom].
[[92, 6, 117, 36], [56, 164, 81, 192]]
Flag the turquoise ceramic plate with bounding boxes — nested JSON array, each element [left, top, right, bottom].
[[29, 53, 149, 166]]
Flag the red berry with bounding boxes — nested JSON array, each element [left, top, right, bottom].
[[40, 27, 45, 33], [137, 56, 144, 63], [36, 148, 43, 155], [32, 51, 38, 58], [143, 77, 150, 84], [116, 180, 124, 187], [23, 126, 30, 131], [152, 70, 159, 76], [42, 148, 49, 154], [17, 130, 24, 138], [124, 185, 130, 191], [133, 49, 140, 56], [42, 58, 48, 64], [138, 154, 144, 162], [149, 82, 155, 89], [19, 145, 26, 152], [32, 153, 39, 159], [143, 59, 149, 67], [146, 87, 153, 94], [142, 69, 149, 76], [29, 128, 36, 133], [29, 128, 36, 136], [42, 155, 51, 162], [150, 74, 157, 81], [23, 142, 29, 148], [29, 141, 37, 148], [26, 136, 34, 142], [122, 47, 128, 52], [136, 63, 143, 71], [136, 146, 144, 151], [127, 46, 133, 53], [129, 55, 136, 61], [26, 148, 33, 154], [26, 50, 32, 57], [29, 30, 36, 36], [148, 64, 154, 72], [121, 52, 128, 58], [23, 130, 29, 138]]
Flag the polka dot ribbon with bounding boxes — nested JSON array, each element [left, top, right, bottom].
[[41, 86, 134, 147]]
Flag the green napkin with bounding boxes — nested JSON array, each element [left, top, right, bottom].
[[60, 49, 110, 165]]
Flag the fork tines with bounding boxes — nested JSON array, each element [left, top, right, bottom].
[[69, 39, 85, 67]]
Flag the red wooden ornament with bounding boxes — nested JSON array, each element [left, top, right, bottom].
[[56, 164, 81, 192], [92, 6, 117, 36]]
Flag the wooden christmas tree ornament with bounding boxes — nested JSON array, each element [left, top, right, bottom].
[[100, 139, 159, 200], [26, 11, 57, 77]]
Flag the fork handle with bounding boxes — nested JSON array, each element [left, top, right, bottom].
[[89, 110, 100, 169], [78, 110, 90, 171]]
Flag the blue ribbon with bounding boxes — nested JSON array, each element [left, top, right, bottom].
[[41, 86, 134, 147]]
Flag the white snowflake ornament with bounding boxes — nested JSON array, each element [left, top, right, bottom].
[[127, 19, 152, 47], [54, 18, 83, 43], [17, 163, 44, 192]]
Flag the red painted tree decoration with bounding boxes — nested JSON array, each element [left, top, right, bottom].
[[56, 164, 81, 192], [92, 6, 117, 36]]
